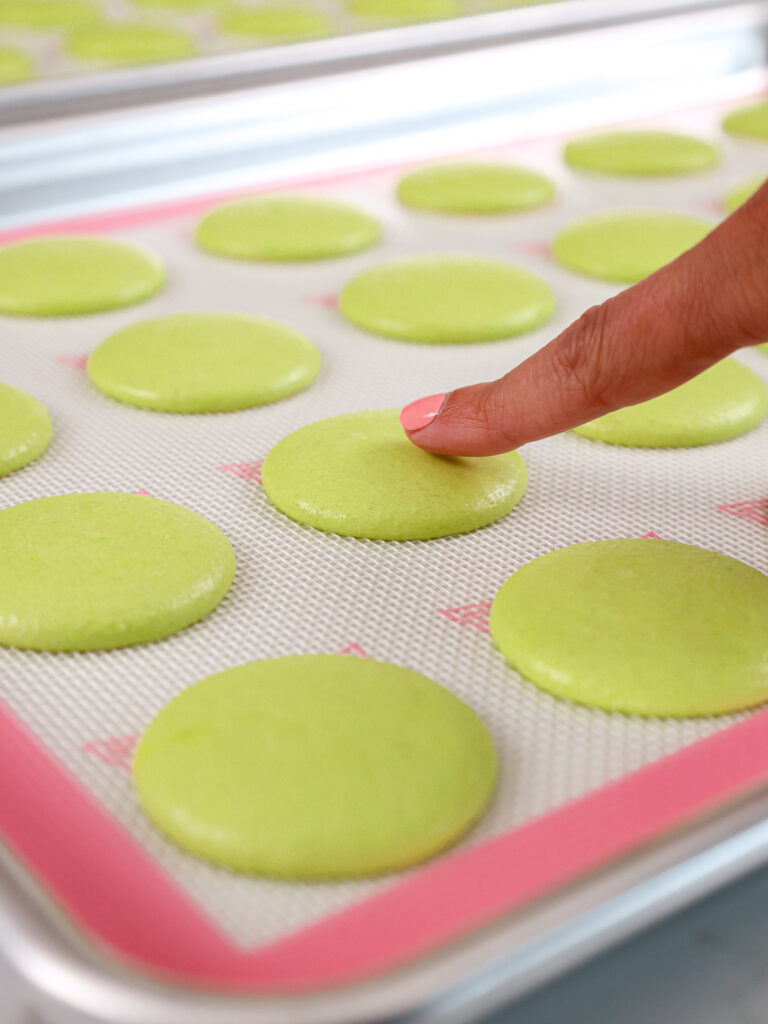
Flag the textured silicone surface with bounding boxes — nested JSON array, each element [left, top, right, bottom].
[[2, 100, 768, 956]]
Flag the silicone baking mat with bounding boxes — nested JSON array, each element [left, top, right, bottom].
[[0, 0, 560, 85], [1, 96, 768, 991]]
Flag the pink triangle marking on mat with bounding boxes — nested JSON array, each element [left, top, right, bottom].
[[219, 460, 264, 484], [81, 734, 140, 771], [57, 353, 89, 370], [437, 600, 493, 635], [134, 489, 150, 496], [642, 530, 662, 539], [305, 293, 338, 309], [338, 642, 368, 658], [517, 241, 552, 260], [717, 498, 768, 527]]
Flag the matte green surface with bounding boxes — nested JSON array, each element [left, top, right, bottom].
[[132, 0, 224, 8], [0, 493, 235, 651], [573, 358, 767, 448], [724, 175, 767, 213], [88, 313, 321, 413], [553, 211, 712, 284], [347, 0, 458, 20], [0, 237, 165, 317], [0, 0, 100, 28], [491, 539, 768, 718], [197, 196, 381, 262], [480, 0, 579, 9], [134, 655, 498, 878], [0, 46, 35, 84], [723, 101, 768, 143], [221, 5, 333, 38], [564, 130, 720, 176], [397, 162, 556, 214], [340, 255, 556, 343], [0, 384, 52, 476], [262, 409, 528, 539], [67, 23, 197, 64]]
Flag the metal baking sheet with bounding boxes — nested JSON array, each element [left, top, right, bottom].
[[0, 0, 562, 87], [0, 0, 760, 126], [2, 72, 768, 1024]]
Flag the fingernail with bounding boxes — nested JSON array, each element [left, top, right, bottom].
[[400, 393, 447, 433]]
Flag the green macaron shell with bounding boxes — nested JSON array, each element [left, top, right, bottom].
[[0, 237, 165, 317], [0, 384, 52, 476], [553, 211, 712, 284], [0, 493, 235, 651], [491, 539, 768, 718], [134, 655, 498, 879], [88, 312, 321, 412], [340, 255, 556, 343], [564, 130, 720, 176], [262, 409, 528, 540], [573, 359, 767, 448]]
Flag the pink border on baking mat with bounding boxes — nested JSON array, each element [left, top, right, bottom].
[[3, 696, 768, 991]]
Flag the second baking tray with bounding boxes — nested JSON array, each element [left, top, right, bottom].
[[0, 0, 762, 127]]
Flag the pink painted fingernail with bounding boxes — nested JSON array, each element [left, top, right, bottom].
[[400, 393, 447, 433]]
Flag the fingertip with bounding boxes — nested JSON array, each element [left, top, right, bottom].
[[400, 384, 515, 456], [400, 392, 447, 434]]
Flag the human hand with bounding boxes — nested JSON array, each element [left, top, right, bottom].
[[400, 183, 768, 455]]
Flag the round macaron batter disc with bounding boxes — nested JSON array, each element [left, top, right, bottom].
[[196, 195, 382, 261], [0, 237, 165, 316], [491, 539, 768, 717], [88, 312, 321, 412], [552, 211, 712, 283], [0, 493, 235, 651], [397, 162, 556, 213], [564, 130, 720, 176], [340, 254, 556, 343], [262, 409, 528, 539], [0, 384, 52, 476], [573, 359, 767, 447], [134, 654, 498, 879]]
